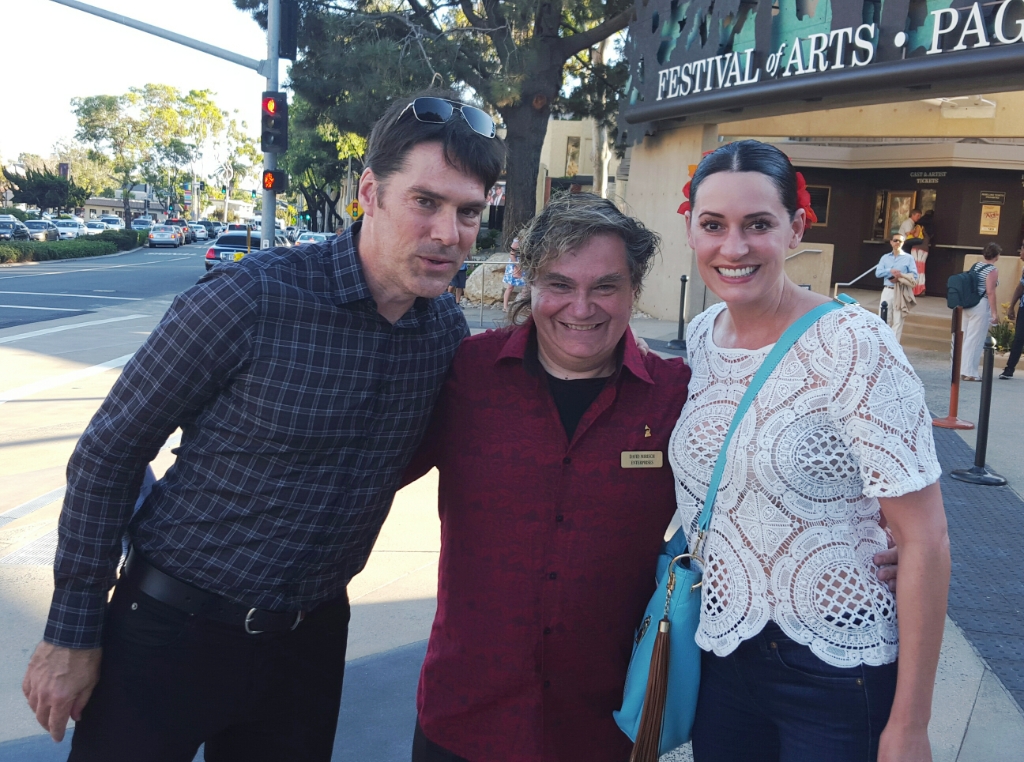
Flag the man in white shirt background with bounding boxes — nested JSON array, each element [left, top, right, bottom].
[[875, 233, 918, 342]]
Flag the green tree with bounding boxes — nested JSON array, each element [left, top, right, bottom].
[[52, 140, 116, 199], [236, 0, 632, 240], [72, 92, 155, 219], [278, 95, 365, 232], [212, 114, 261, 223], [2, 165, 88, 213]]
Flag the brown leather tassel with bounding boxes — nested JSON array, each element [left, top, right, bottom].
[[629, 617, 671, 762]]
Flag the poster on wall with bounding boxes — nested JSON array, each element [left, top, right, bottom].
[[886, 191, 917, 238], [980, 205, 1001, 235]]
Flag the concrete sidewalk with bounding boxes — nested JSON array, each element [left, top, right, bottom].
[[2, 301, 1022, 761]]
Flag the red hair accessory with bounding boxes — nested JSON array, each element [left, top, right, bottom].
[[795, 172, 818, 225], [677, 154, 711, 216]]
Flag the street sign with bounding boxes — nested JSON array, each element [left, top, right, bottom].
[[346, 200, 362, 220]]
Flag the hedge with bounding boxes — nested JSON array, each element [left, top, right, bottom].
[[0, 229, 145, 264]]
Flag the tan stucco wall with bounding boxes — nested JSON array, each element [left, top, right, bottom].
[[723, 91, 1024, 139], [539, 119, 621, 179], [785, 244, 835, 297], [624, 123, 719, 321], [963, 253, 1024, 317]]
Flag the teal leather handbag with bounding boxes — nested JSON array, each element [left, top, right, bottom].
[[613, 296, 855, 760]]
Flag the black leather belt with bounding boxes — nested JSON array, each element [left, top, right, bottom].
[[120, 547, 305, 635]]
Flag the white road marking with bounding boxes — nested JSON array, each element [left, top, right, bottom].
[[0, 314, 147, 345], [0, 487, 66, 527], [0, 304, 82, 312], [0, 258, 190, 281], [0, 291, 142, 301], [0, 353, 134, 405]]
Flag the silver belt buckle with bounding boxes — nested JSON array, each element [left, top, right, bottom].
[[244, 608, 305, 635], [244, 608, 263, 635]]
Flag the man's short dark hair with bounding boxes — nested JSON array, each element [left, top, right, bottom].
[[364, 89, 506, 195]]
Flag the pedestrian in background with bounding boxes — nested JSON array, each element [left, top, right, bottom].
[[22, 90, 504, 761], [448, 254, 469, 304], [502, 236, 525, 312], [875, 233, 917, 342], [961, 243, 1001, 381], [999, 242, 1024, 380]]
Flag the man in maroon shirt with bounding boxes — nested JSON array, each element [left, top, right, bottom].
[[404, 193, 691, 762]]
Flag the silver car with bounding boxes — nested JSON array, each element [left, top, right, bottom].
[[85, 221, 110, 236], [55, 220, 87, 239], [189, 224, 209, 241], [148, 225, 181, 248]]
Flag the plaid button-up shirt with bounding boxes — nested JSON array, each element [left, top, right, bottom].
[[46, 223, 468, 649]]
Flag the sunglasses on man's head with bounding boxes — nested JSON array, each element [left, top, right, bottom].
[[401, 97, 496, 139]]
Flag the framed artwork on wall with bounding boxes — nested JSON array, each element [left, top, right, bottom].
[[918, 189, 937, 213], [885, 191, 917, 238], [806, 185, 830, 226]]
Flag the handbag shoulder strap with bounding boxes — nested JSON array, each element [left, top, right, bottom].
[[695, 295, 855, 533]]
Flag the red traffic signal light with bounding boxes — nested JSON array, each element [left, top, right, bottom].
[[261, 91, 289, 153], [262, 169, 288, 192]]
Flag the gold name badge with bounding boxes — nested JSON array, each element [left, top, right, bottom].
[[621, 451, 664, 469]]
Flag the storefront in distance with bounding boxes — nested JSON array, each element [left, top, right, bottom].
[[788, 144, 1024, 295], [617, 0, 1024, 321]]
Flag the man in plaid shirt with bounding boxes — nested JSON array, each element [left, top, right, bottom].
[[22, 91, 504, 761]]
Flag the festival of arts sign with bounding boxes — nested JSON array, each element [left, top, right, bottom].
[[620, 0, 1024, 139]]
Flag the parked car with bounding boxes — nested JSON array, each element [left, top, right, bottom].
[[188, 223, 209, 241], [85, 221, 110, 235], [205, 231, 260, 270], [196, 220, 220, 237], [131, 218, 153, 230], [166, 225, 186, 246], [148, 225, 181, 248], [0, 219, 31, 241], [99, 215, 124, 229], [165, 218, 195, 243], [24, 220, 60, 241], [55, 219, 87, 239], [295, 232, 329, 245]]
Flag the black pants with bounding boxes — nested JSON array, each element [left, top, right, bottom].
[[412, 721, 470, 762], [69, 581, 350, 762], [1003, 308, 1024, 376]]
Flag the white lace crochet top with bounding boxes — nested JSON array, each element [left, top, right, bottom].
[[668, 302, 941, 667]]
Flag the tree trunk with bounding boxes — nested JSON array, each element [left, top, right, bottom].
[[591, 37, 613, 199], [500, 77, 559, 247]]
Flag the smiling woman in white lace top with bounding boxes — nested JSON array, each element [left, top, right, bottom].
[[669, 140, 950, 762]]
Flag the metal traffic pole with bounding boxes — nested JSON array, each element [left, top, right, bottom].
[[260, 0, 280, 248], [934, 306, 974, 429], [951, 337, 1006, 485]]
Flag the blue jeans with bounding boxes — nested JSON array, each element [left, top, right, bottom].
[[691, 622, 898, 762]]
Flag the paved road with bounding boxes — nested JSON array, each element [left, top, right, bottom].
[[0, 243, 207, 331]]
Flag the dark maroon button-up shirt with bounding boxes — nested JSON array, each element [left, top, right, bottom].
[[406, 322, 691, 762]]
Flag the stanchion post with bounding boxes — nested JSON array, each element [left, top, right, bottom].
[[667, 275, 688, 351], [934, 306, 975, 430], [880, 300, 888, 326], [951, 337, 1006, 486]]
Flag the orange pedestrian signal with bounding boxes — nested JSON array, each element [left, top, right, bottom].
[[262, 169, 288, 192]]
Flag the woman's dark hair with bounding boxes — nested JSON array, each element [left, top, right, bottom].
[[364, 88, 506, 197], [982, 242, 1002, 260], [689, 140, 798, 219]]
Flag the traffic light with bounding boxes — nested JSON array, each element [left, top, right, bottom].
[[222, 185, 228, 194], [279, 0, 299, 61], [251, 189, 257, 201], [261, 92, 289, 153], [262, 169, 289, 193], [200, 181, 206, 192]]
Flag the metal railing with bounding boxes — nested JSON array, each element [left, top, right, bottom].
[[785, 247, 822, 261], [832, 266, 878, 298]]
